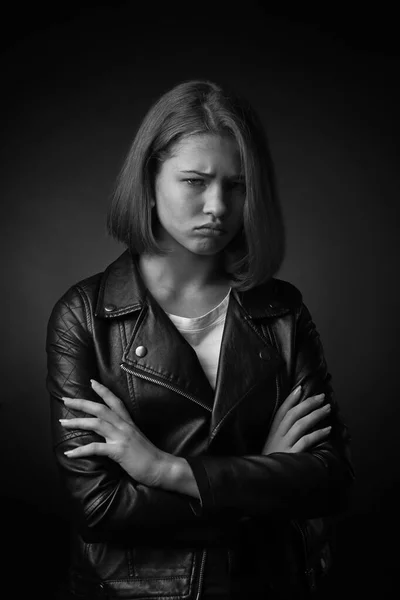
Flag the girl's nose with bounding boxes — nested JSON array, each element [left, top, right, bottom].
[[203, 184, 228, 218]]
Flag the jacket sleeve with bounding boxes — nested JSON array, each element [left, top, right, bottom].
[[185, 302, 355, 520], [46, 285, 203, 543]]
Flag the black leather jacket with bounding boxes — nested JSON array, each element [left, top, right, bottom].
[[46, 249, 354, 599]]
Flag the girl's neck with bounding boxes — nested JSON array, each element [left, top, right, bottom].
[[138, 251, 228, 296]]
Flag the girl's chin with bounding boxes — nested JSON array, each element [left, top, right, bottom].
[[189, 237, 229, 255], [157, 233, 229, 256]]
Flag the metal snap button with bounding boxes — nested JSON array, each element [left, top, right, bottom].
[[104, 304, 116, 312], [259, 348, 270, 360], [135, 345, 147, 357]]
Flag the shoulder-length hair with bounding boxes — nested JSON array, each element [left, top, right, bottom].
[[107, 79, 285, 291]]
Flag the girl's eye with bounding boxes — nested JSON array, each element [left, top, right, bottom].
[[183, 178, 205, 187]]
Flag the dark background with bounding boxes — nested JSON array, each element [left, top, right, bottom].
[[1, 2, 399, 597]]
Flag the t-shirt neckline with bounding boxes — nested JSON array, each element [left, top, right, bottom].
[[166, 288, 231, 332]]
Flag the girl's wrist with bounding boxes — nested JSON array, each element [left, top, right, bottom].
[[158, 454, 200, 499]]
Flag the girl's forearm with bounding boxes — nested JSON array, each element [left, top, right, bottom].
[[158, 454, 200, 499]]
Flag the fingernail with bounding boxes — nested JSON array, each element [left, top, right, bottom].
[[293, 385, 302, 395], [59, 419, 68, 424], [61, 397, 72, 402], [324, 404, 331, 412], [64, 450, 74, 456]]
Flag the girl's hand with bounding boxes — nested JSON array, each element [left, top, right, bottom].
[[262, 385, 332, 455], [60, 380, 168, 488]]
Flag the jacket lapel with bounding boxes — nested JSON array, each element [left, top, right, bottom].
[[95, 250, 215, 411], [209, 291, 284, 442], [121, 296, 215, 412]]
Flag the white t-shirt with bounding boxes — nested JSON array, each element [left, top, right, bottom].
[[166, 289, 231, 389]]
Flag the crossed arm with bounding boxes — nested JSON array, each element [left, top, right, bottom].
[[60, 379, 333, 500]]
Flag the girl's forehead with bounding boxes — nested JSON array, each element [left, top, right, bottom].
[[174, 133, 238, 153], [168, 134, 242, 171]]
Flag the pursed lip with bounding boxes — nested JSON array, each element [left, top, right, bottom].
[[195, 224, 227, 233]]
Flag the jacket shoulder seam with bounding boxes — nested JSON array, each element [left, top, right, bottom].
[[75, 284, 94, 335]]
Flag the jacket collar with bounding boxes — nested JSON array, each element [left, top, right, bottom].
[[95, 249, 302, 320]]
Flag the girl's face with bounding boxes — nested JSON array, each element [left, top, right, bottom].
[[153, 134, 246, 257]]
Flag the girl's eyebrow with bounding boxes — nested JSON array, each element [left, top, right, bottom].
[[180, 170, 213, 177], [180, 170, 244, 180]]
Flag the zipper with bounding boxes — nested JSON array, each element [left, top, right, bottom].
[[292, 520, 316, 593], [126, 548, 135, 578], [120, 363, 212, 413], [195, 549, 207, 600], [121, 364, 210, 596]]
